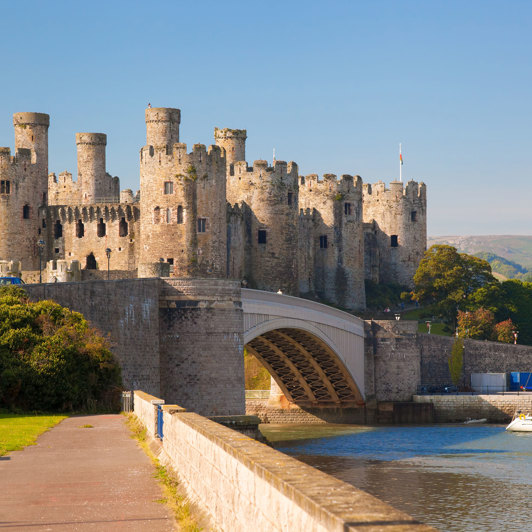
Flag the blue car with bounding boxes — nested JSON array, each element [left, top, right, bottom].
[[0, 276, 24, 285]]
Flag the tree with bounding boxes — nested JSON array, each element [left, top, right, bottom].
[[493, 319, 515, 343], [448, 338, 464, 387], [411, 245, 496, 324], [0, 286, 121, 411], [456, 308, 495, 340]]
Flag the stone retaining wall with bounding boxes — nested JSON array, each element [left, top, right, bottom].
[[134, 391, 433, 532], [413, 394, 532, 422], [246, 399, 367, 424]]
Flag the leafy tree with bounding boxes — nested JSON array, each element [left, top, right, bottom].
[[448, 338, 464, 387], [0, 286, 121, 411], [411, 245, 496, 323], [493, 319, 515, 343], [456, 308, 495, 340]]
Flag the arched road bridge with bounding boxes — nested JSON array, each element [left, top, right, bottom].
[[241, 289, 366, 407]]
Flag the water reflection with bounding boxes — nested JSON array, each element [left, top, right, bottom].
[[261, 424, 531, 532]]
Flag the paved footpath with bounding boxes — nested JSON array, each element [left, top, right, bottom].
[[0, 414, 174, 531]]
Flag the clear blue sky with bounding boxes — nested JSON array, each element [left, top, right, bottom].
[[1, 0, 530, 236]]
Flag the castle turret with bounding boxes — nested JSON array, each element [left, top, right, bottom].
[[363, 180, 427, 287], [214, 128, 246, 165], [145, 107, 180, 147], [139, 107, 227, 277], [299, 173, 365, 310], [13, 112, 49, 179], [76, 133, 106, 203]]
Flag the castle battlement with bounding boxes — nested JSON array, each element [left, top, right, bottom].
[[363, 179, 426, 200], [0, 147, 34, 166], [231, 159, 298, 186], [301, 173, 362, 196], [141, 142, 225, 171], [47, 203, 140, 223]]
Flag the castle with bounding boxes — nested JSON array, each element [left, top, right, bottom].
[[0, 108, 426, 310]]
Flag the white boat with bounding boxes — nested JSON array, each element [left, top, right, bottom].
[[506, 411, 532, 432]]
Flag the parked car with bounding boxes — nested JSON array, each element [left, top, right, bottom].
[[0, 276, 24, 285]]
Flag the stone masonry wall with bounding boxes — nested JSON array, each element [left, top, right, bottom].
[[414, 394, 532, 422], [366, 320, 532, 402], [131, 392, 431, 532], [24, 279, 162, 396]]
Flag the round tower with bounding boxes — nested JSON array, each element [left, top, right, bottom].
[[145, 107, 180, 147], [214, 128, 247, 165], [13, 112, 49, 177], [76, 133, 107, 203], [229, 159, 299, 294], [362, 180, 427, 287]]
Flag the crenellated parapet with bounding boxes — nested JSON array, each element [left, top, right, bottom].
[[363, 179, 426, 200]]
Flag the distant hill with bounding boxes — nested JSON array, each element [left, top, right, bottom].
[[427, 235, 532, 280]]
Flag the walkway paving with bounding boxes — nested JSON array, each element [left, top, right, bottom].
[[0, 414, 174, 531]]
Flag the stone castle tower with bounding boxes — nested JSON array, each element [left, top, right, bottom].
[[139, 108, 227, 278], [0, 113, 49, 270], [363, 180, 427, 287], [0, 106, 427, 309]]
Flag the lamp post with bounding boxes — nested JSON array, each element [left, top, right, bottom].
[[394, 313, 401, 321], [426, 320, 432, 334], [37, 239, 45, 283], [105, 248, 111, 280], [513, 330, 519, 345]]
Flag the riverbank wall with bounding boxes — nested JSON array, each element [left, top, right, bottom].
[[413, 393, 532, 422], [133, 390, 433, 532]]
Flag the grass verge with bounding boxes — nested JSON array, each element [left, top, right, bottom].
[[125, 413, 203, 532], [0, 412, 67, 456]]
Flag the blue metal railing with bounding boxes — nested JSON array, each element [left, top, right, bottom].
[[156, 404, 164, 439]]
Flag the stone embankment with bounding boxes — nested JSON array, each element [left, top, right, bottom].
[[134, 391, 434, 532], [414, 393, 532, 422]]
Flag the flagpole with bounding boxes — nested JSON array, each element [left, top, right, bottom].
[[399, 143, 402, 182]]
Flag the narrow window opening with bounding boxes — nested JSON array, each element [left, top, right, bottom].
[[119, 217, 128, 237], [411, 210, 417, 222], [0, 180, 11, 194], [166, 208, 171, 224], [319, 235, 328, 249], [164, 181, 173, 194], [97, 218, 106, 237], [54, 220, 63, 239], [197, 218, 207, 233], [42, 219, 46, 228], [22, 204, 30, 219], [167, 258, 174, 265], [154, 206, 160, 224], [177, 205, 183, 224], [287, 192, 293, 206], [76, 219, 85, 238], [300, 176, 305, 185], [391, 235, 399, 247], [85, 253, 97, 269], [344, 202, 352, 215], [258, 229, 267, 244], [42, 192, 46, 203], [54, 248, 59, 254]]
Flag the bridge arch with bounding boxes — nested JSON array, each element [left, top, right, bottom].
[[242, 290, 366, 407]]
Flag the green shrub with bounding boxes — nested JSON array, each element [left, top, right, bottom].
[[0, 286, 121, 411]]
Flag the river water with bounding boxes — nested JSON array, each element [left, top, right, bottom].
[[260, 424, 531, 532]]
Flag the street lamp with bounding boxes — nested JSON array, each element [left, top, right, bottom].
[[394, 313, 401, 321], [37, 239, 45, 283], [105, 248, 111, 280], [426, 320, 432, 334], [513, 330, 519, 345]]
